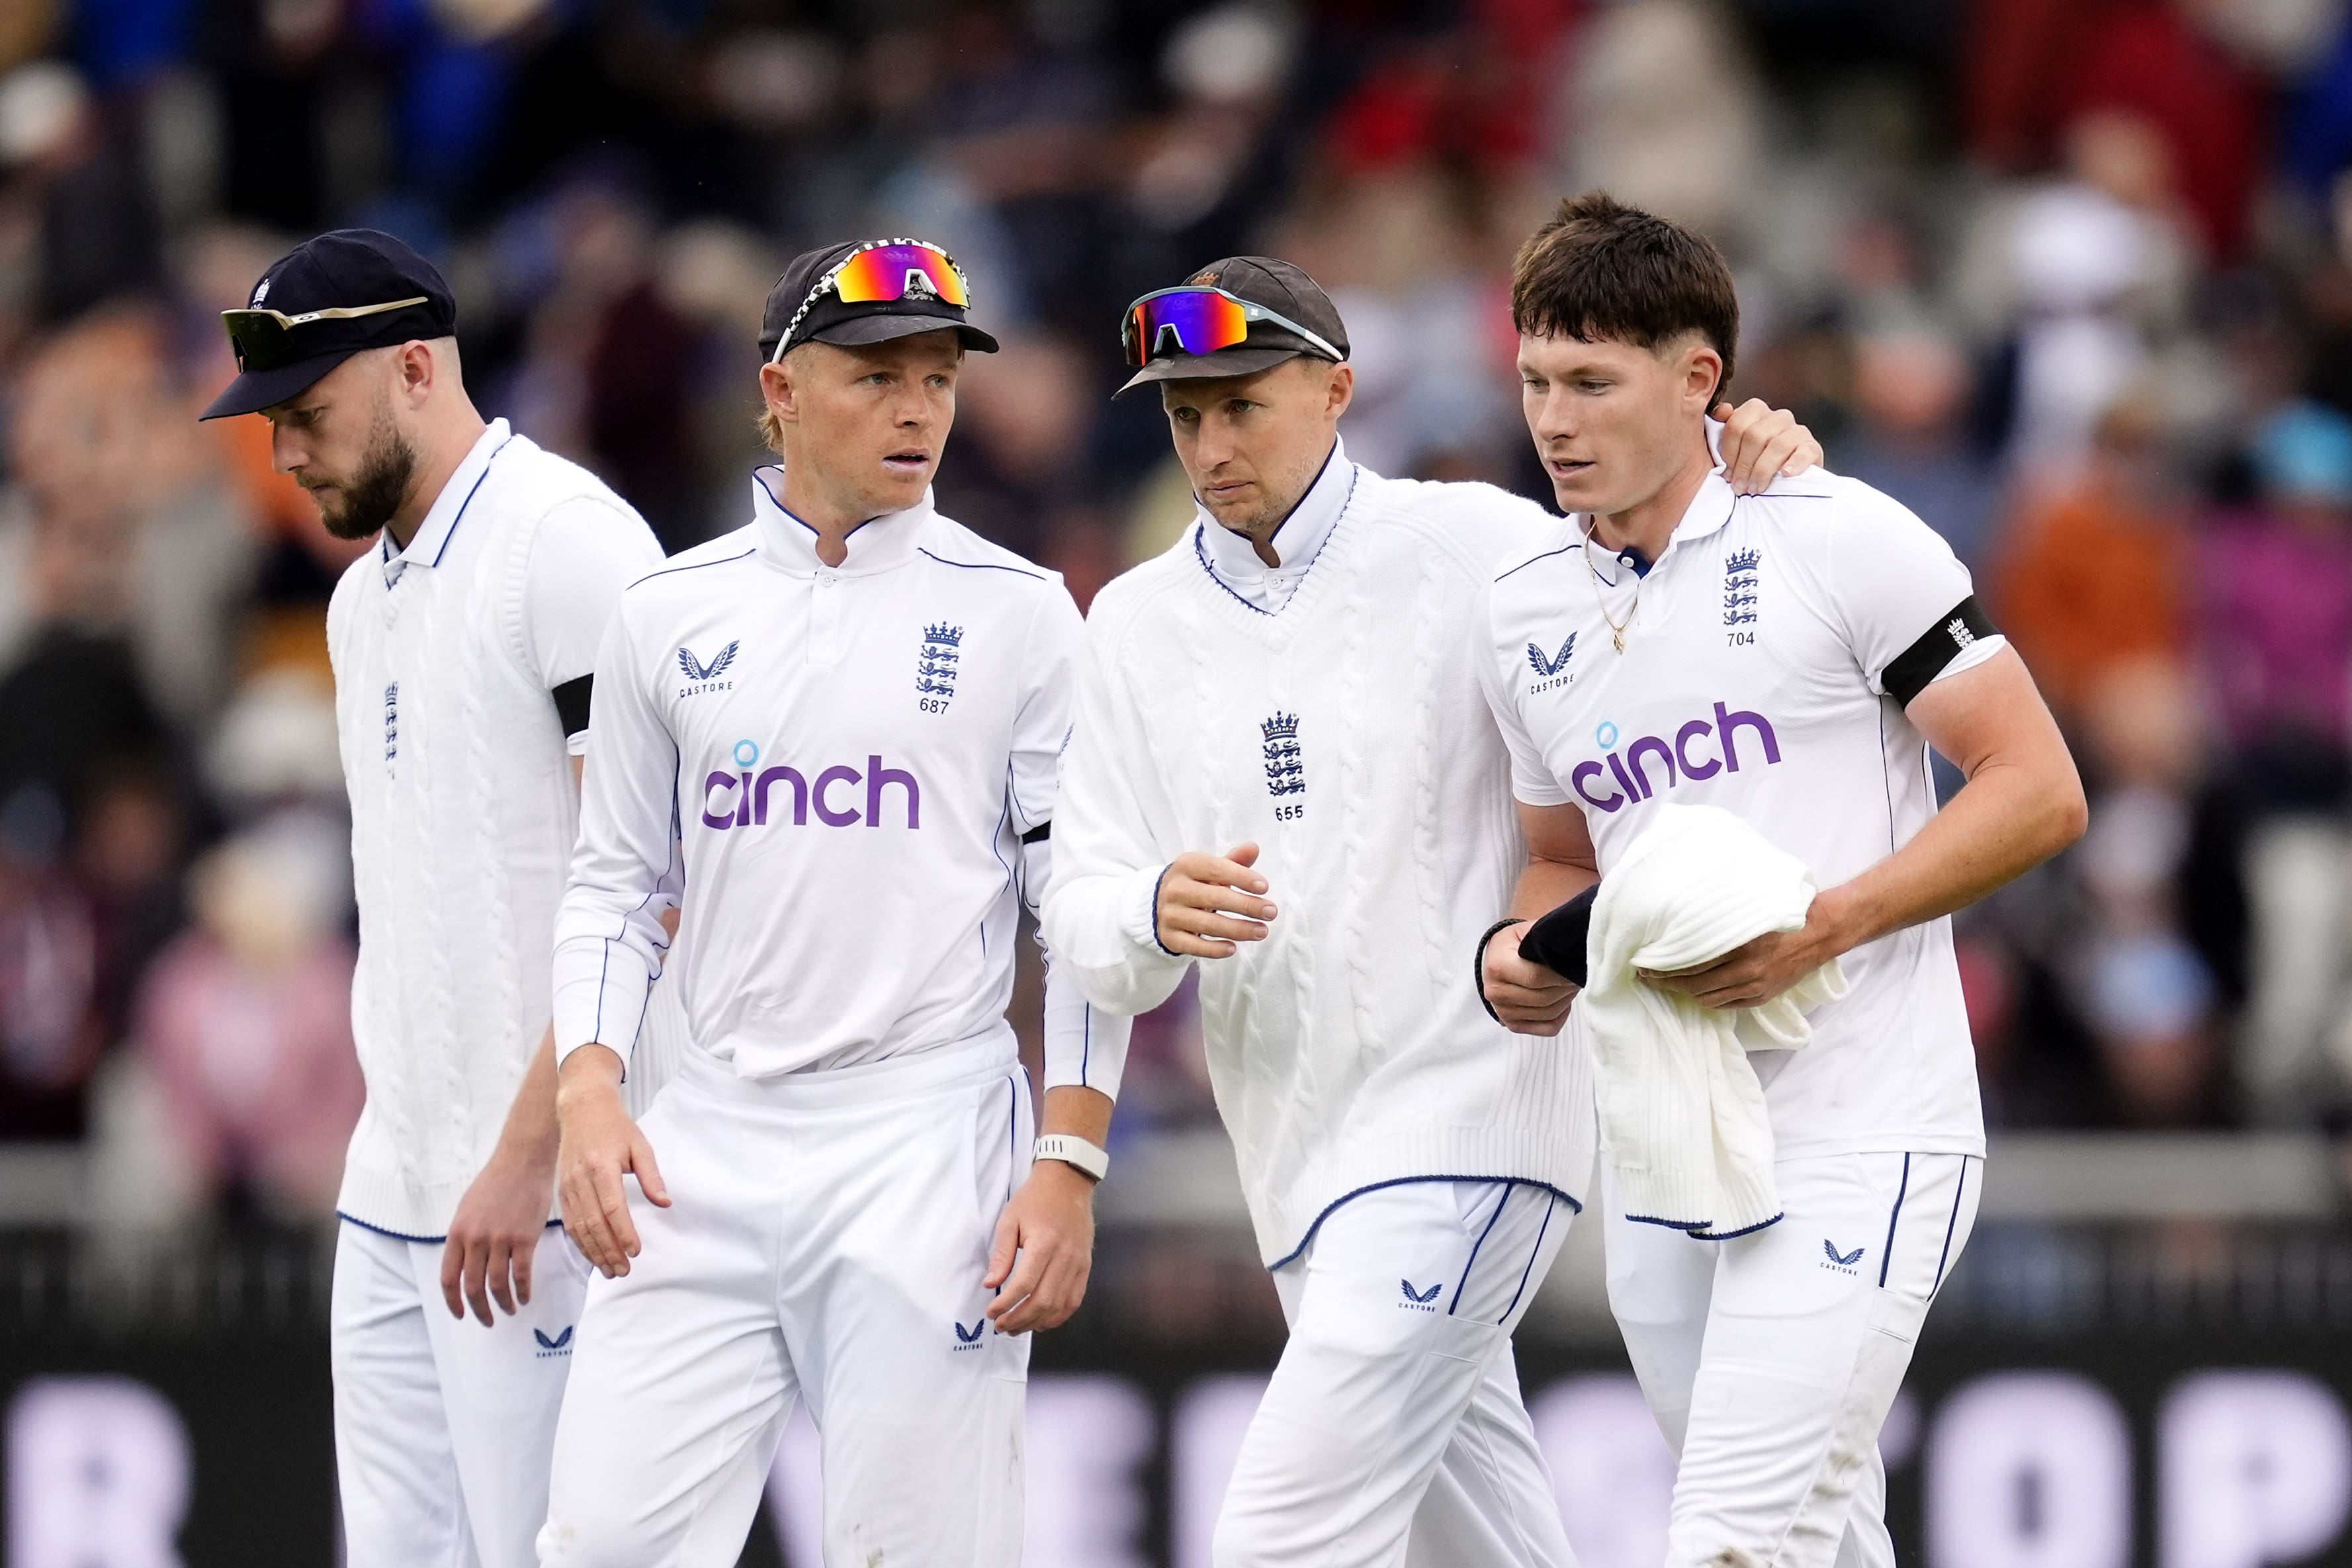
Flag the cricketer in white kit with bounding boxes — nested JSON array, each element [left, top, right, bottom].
[[1478, 194, 2085, 1568], [1043, 255, 1822, 1568], [539, 238, 1131, 1568], [198, 230, 666, 1568]]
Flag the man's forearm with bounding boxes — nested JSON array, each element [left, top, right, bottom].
[[1817, 754, 2082, 954], [1508, 857, 1599, 922], [1039, 1084, 1113, 1145], [491, 1029, 560, 1166]]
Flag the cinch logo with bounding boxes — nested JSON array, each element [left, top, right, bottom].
[[700, 739, 920, 830], [1570, 703, 1780, 814]]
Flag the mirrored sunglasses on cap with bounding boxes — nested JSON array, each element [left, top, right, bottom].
[[1121, 285, 1344, 368], [769, 239, 973, 363], [219, 296, 432, 373]]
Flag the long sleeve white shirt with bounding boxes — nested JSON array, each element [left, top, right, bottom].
[[552, 472, 1127, 1091], [1043, 456, 1594, 1266]]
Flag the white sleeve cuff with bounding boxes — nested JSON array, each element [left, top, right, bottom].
[[1041, 998, 1132, 1102], [1121, 862, 1174, 955], [552, 942, 652, 1073]]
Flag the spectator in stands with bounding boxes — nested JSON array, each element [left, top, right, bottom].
[[1841, 326, 2004, 571], [2071, 658, 2240, 1126], [0, 61, 164, 322], [131, 823, 361, 1219], [1991, 392, 2189, 722], [2206, 402, 2352, 806], [2207, 402, 2352, 1120], [0, 785, 101, 1139]]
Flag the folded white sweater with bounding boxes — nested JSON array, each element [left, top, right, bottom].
[[1580, 804, 1849, 1238]]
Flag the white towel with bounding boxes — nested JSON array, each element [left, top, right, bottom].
[[1579, 804, 1850, 1238]]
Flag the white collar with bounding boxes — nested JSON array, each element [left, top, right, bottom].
[[380, 419, 513, 588], [1572, 420, 1739, 580], [750, 466, 935, 576], [1194, 435, 1353, 586]]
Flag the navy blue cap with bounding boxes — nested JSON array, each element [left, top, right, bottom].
[[199, 230, 457, 419]]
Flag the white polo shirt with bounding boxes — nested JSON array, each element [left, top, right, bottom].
[[552, 470, 1126, 1090], [328, 419, 665, 1239], [1480, 464, 2005, 1160]]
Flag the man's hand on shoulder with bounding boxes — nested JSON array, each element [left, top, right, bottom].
[[555, 1045, 670, 1278], [1155, 843, 1278, 959], [1714, 398, 1825, 496]]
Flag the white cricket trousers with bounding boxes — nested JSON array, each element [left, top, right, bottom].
[[1215, 1178, 1581, 1568], [332, 1217, 591, 1568], [538, 1031, 1034, 1568], [1606, 1151, 1981, 1568]]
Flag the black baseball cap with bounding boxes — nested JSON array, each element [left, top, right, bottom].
[[198, 230, 457, 420], [758, 238, 1000, 362], [1117, 255, 1350, 396]]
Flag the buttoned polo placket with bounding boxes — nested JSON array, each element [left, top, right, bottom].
[[750, 467, 935, 668], [1578, 469, 1742, 646]]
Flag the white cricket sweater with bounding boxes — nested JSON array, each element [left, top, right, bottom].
[[329, 422, 664, 1239], [1043, 455, 1596, 1267]]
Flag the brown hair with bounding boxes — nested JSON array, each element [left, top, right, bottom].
[[1509, 191, 1739, 398]]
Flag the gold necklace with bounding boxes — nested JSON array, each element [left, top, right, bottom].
[[1581, 520, 1643, 654]]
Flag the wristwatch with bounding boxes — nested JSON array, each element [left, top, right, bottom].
[[1033, 1133, 1110, 1182]]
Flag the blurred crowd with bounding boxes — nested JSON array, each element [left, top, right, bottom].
[[9, 0, 2352, 1232]]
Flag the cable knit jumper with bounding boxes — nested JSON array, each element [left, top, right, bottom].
[[1043, 464, 1595, 1266], [328, 435, 654, 1238]]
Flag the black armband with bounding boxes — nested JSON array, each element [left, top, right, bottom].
[[1518, 882, 1598, 987], [552, 674, 594, 739], [1021, 820, 1051, 845], [1881, 596, 1997, 708]]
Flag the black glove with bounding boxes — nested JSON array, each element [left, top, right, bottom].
[[1516, 883, 1598, 987]]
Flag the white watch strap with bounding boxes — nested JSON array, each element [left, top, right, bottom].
[[1033, 1133, 1110, 1182]]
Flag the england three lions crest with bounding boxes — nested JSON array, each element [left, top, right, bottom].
[[916, 623, 962, 711], [1262, 711, 1305, 820], [1723, 547, 1761, 629]]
